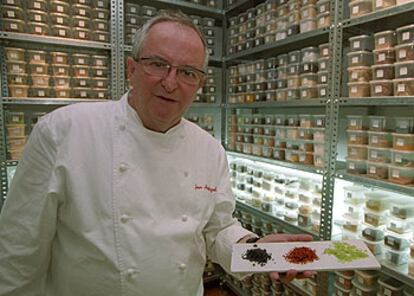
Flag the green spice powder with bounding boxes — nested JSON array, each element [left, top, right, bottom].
[[324, 242, 368, 263]]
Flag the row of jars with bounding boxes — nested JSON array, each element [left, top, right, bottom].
[[347, 25, 414, 97], [349, 0, 414, 19], [227, 0, 331, 55], [1, 0, 110, 42], [185, 113, 214, 133]]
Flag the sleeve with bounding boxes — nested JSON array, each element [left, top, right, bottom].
[[203, 147, 253, 278], [0, 118, 64, 295]]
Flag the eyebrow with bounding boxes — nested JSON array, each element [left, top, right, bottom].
[[144, 55, 202, 71]]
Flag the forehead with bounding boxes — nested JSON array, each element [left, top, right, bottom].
[[141, 21, 205, 68]]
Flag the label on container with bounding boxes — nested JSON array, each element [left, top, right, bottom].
[[321, 61, 326, 69], [96, 60, 103, 66], [402, 32, 410, 41], [98, 12, 104, 19], [57, 17, 64, 24], [375, 85, 382, 94], [376, 69, 384, 78], [398, 83, 406, 92], [392, 169, 400, 178], [79, 9, 86, 16], [57, 79, 65, 86], [353, 41, 360, 49], [303, 10, 308, 18], [59, 91, 66, 97], [16, 77, 22, 83], [376, 0, 383, 7], [34, 2, 41, 8], [147, 10, 153, 16], [98, 92, 105, 98], [10, 52, 18, 59], [10, 23, 17, 30], [57, 56, 63, 63], [352, 57, 359, 64], [352, 6, 359, 14], [399, 49, 407, 59], [57, 5, 64, 13], [97, 70, 103, 76], [369, 166, 376, 174], [323, 48, 328, 56], [384, 289, 392, 296], [339, 277, 345, 284], [33, 54, 41, 61], [80, 0, 86, 3], [16, 88, 22, 95], [351, 86, 357, 93], [131, 18, 136, 24], [299, 154, 305, 161], [7, 0, 15, 4], [350, 119, 357, 127], [80, 69, 86, 75], [349, 163, 355, 169], [59, 29, 66, 36], [400, 121, 408, 128], [372, 136, 378, 144], [99, 34, 105, 41], [58, 67, 65, 74], [38, 90, 45, 97], [7, 10, 15, 18], [98, 23, 105, 30], [337, 290, 343, 296], [81, 91, 87, 97], [378, 53, 385, 62], [352, 72, 358, 80], [35, 14, 42, 22], [350, 134, 357, 141], [80, 80, 86, 86], [97, 0, 104, 7], [35, 26, 42, 33], [320, 5, 326, 12], [300, 130, 305, 137], [371, 151, 378, 158], [79, 20, 85, 27], [12, 65, 20, 72], [80, 32, 86, 38], [373, 120, 379, 128], [350, 148, 357, 156], [321, 88, 326, 96], [317, 119, 323, 126], [36, 66, 43, 73], [399, 67, 408, 76], [397, 138, 404, 146], [130, 7, 137, 13]]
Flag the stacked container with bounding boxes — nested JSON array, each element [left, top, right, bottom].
[[5, 47, 29, 97], [6, 111, 26, 160]]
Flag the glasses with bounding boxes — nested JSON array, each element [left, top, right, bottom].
[[135, 57, 205, 86]]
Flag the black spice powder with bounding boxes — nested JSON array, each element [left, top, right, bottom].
[[241, 244, 273, 267]]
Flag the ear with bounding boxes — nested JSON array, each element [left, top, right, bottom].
[[126, 57, 137, 79]]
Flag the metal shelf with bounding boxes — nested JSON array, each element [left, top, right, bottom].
[[236, 200, 320, 239], [2, 98, 108, 106], [224, 0, 266, 16], [336, 169, 414, 197], [339, 97, 414, 106], [224, 29, 329, 63], [226, 100, 326, 108], [342, 3, 414, 31], [190, 102, 222, 108], [0, 32, 112, 50], [287, 282, 312, 296], [222, 277, 248, 296], [227, 151, 325, 175], [379, 258, 414, 288]]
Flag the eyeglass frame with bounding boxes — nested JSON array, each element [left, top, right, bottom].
[[133, 56, 206, 86]]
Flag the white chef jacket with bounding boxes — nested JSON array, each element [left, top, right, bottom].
[[0, 93, 252, 296]]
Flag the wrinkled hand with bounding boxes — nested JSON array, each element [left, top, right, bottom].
[[256, 233, 315, 283]]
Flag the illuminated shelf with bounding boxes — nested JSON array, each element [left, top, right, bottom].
[[2, 98, 108, 106]]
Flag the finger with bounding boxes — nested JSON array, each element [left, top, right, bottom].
[[295, 271, 315, 279], [281, 270, 297, 284], [270, 272, 279, 281]]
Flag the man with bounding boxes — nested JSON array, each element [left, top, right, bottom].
[[0, 11, 312, 296]]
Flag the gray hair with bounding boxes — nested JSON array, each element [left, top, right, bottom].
[[131, 10, 209, 70]]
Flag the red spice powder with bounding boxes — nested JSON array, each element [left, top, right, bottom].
[[283, 247, 319, 264]]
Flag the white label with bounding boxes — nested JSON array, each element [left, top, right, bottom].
[[35, 14, 41, 22], [35, 26, 42, 33], [353, 40, 360, 49], [10, 23, 17, 30], [97, 60, 103, 66], [34, 2, 41, 8], [402, 32, 410, 41], [80, 69, 86, 75], [80, 9, 86, 15], [321, 75, 327, 82], [352, 57, 359, 64], [378, 53, 385, 61], [351, 134, 356, 141], [350, 119, 357, 126], [7, 11, 15, 18], [147, 10, 153, 16], [317, 119, 323, 126], [80, 0, 86, 3], [131, 7, 136, 13], [400, 67, 408, 76], [7, 0, 14, 4], [16, 89, 22, 95], [352, 72, 358, 80], [373, 120, 379, 128], [80, 32, 86, 38], [370, 166, 376, 174], [57, 17, 63, 24], [352, 6, 359, 14], [304, 64, 309, 71], [351, 86, 357, 93], [320, 17, 326, 25], [97, 81, 103, 87], [131, 18, 136, 24], [384, 289, 392, 296], [81, 91, 87, 97], [397, 138, 404, 146], [98, 92, 104, 98], [377, 69, 384, 78], [349, 163, 355, 169], [97, 0, 104, 6], [372, 136, 378, 144], [399, 49, 407, 59], [396, 155, 402, 163], [12, 65, 19, 71], [98, 23, 105, 30], [398, 83, 406, 92], [97, 70, 103, 76], [59, 29, 65, 36], [303, 11, 308, 17], [36, 66, 43, 73], [292, 56, 296, 62], [16, 77, 22, 83], [300, 154, 305, 161], [98, 12, 104, 19], [79, 58, 85, 64], [302, 90, 307, 97], [321, 5, 326, 12], [376, 0, 383, 7], [300, 130, 305, 137], [58, 67, 65, 73], [10, 52, 17, 59], [378, 37, 385, 45], [57, 79, 64, 85], [34, 54, 41, 61], [400, 121, 408, 128], [371, 151, 378, 158], [59, 91, 66, 97], [39, 90, 45, 97], [338, 291, 343, 296], [321, 88, 326, 96], [392, 169, 400, 178], [79, 20, 85, 27], [57, 56, 63, 63], [323, 48, 328, 56], [99, 34, 105, 41], [321, 61, 326, 69], [57, 5, 64, 13], [80, 80, 86, 86]]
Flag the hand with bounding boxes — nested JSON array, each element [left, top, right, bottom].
[[256, 233, 316, 283]]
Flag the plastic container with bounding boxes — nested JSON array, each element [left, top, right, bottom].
[[370, 79, 393, 96], [362, 227, 384, 241], [350, 35, 374, 51], [319, 57, 329, 71], [8, 85, 28, 97], [50, 52, 68, 64], [344, 203, 364, 219], [369, 116, 388, 131], [372, 64, 394, 80], [50, 0, 70, 13], [396, 24, 414, 45], [73, 28, 91, 40], [391, 149, 414, 167], [364, 238, 383, 255], [347, 130, 368, 145], [335, 272, 353, 290], [348, 51, 374, 67], [393, 133, 414, 151], [27, 22, 48, 35], [51, 64, 70, 76], [1, 18, 24, 33], [364, 208, 389, 226], [395, 61, 414, 78], [368, 147, 391, 163], [73, 54, 91, 65], [354, 270, 379, 287], [31, 75, 49, 87], [31, 87, 51, 98], [92, 31, 110, 43], [53, 76, 70, 88], [387, 216, 414, 234], [378, 277, 405, 296], [349, 0, 373, 18], [395, 43, 414, 62], [348, 66, 372, 82], [348, 82, 370, 97], [4, 47, 25, 61], [2, 5, 24, 20], [72, 87, 90, 99], [389, 164, 414, 185], [374, 0, 396, 10], [343, 217, 361, 232], [319, 43, 330, 58], [28, 64, 48, 75], [374, 30, 397, 49], [368, 131, 392, 148], [27, 10, 48, 23], [347, 158, 367, 174], [394, 78, 414, 96], [365, 191, 391, 212], [299, 86, 317, 99], [373, 48, 396, 64], [347, 115, 368, 130], [27, 0, 47, 10], [352, 279, 379, 296], [300, 18, 317, 33], [385, 247, 409, 265]]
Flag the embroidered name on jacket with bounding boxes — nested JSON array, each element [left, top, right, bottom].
[[194, 184, 217, 193]]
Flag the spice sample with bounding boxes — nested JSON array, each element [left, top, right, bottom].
[[324, 242, 368, 262], [241, 245, 273, 267], [283, 247, 319, 264]]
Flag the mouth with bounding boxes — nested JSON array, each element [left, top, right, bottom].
[[156, 95, 177, 103]]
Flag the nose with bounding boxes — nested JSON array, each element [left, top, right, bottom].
[[161, 67, 178, 93]]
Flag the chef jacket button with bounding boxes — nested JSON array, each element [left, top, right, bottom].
[[181, 215, 188, 222], [179, 263, 187, 270], [126, 268, 138, 278], [184, 171, 189, 177], [119, 125, 126, 131], [119, 163, 128, 172], [120, 214, 129, 223]]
